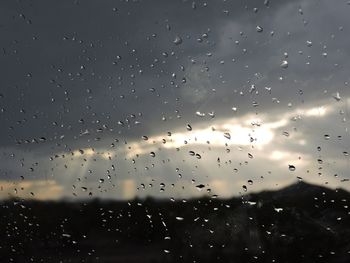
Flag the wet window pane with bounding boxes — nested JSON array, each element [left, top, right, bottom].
[[0, 0, 349, 262]]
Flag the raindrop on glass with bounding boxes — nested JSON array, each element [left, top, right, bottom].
[[173, 35, 182, 45], [280, 60, 288, 69], [288, 165, 296, 171], [256, 26, 263, 32]]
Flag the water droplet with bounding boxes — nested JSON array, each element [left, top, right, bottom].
[[186, 124, 192, 131], [196, 111, 206, 117], [332, 92, 341, 101], [196, 184, 205, 190], [256, 26, 263, 32], [208, 111, 215, 118], [173, 35, 182, 45], [288, 165, 296, 171], [150, 152, 156, 157], [282, 131, 290, 137], [224, 132, 231, 139], [189, 151, 195, 156], [280, 60, 288, 69]]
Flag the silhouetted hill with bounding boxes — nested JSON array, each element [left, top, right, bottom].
[[0, 182, 349, 262]]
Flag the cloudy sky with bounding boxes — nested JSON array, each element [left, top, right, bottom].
[[0, 0, 349, 200]]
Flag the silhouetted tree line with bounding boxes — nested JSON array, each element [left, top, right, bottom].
[[0, 182, 349, 262]]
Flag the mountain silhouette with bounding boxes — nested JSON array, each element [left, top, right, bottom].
[[0, 181, 349, 262]]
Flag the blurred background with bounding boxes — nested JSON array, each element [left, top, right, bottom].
[[0, 0, 349, 262]]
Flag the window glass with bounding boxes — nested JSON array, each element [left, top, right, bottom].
[[0, 0, 349, 262]]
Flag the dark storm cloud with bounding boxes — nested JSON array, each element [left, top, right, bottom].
[[0, 0, 301, 150], [0, 0, 349, 199]]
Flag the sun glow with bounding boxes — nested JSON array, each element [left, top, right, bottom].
[[125, 116, 284, 158], [65, 103, 334, 161]]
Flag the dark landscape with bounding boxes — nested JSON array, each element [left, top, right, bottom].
[[0, 182, 349, 262], [1, 0, 350, 262]]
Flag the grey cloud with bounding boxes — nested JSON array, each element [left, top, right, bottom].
[[0, 0, 349, 199]]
